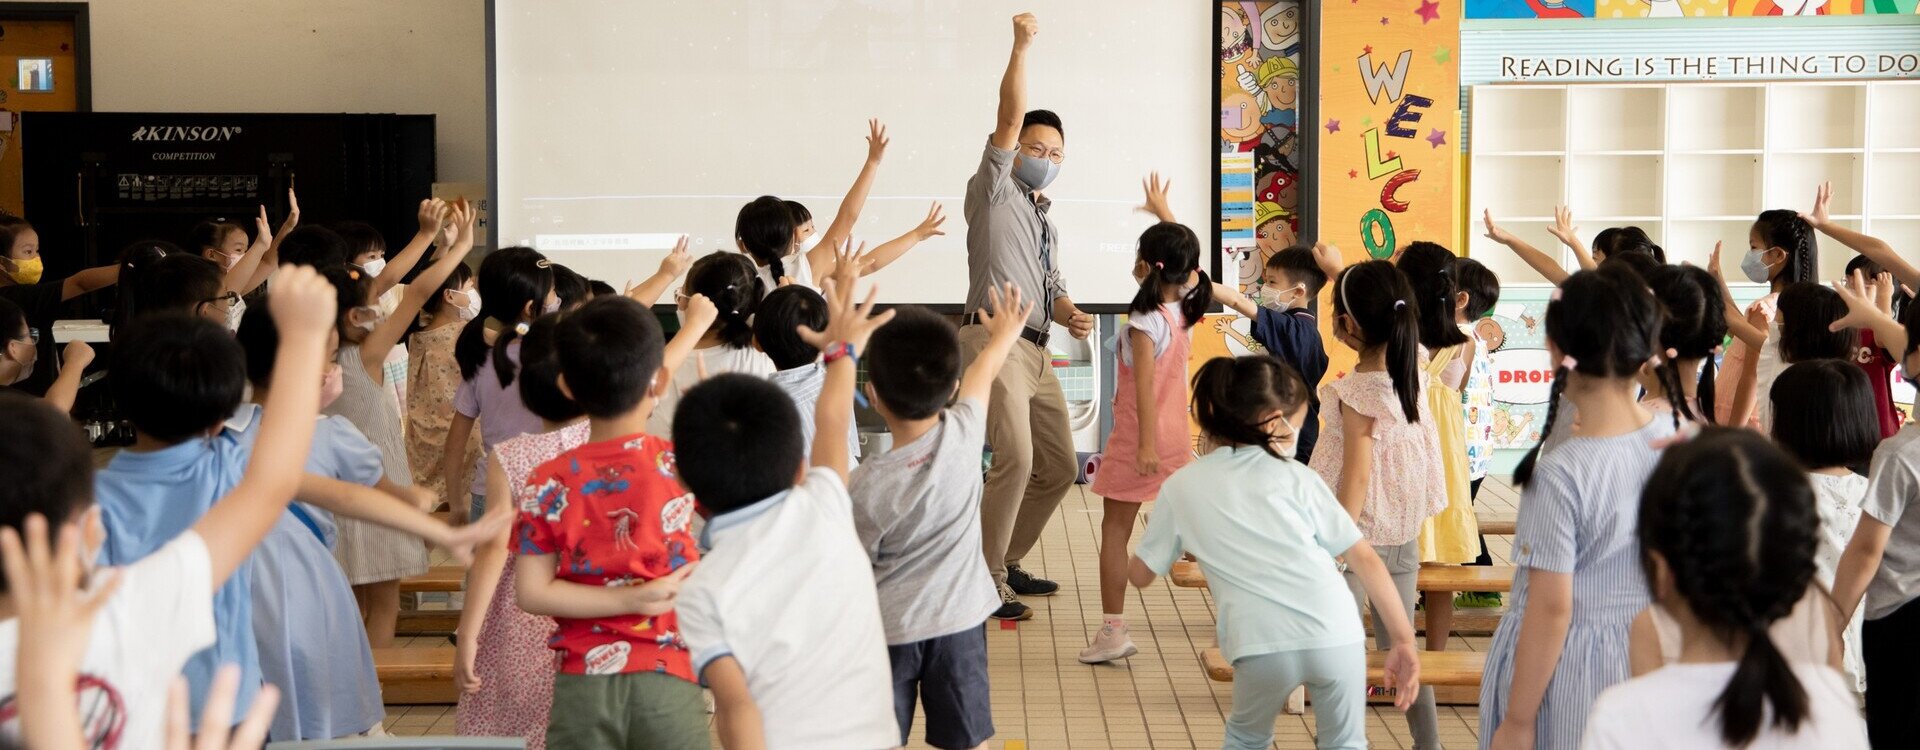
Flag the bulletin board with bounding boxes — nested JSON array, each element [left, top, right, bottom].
[[1214, 1, 1313, 294]]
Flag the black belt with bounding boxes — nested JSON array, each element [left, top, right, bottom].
[[966, 313, 1049, 348]]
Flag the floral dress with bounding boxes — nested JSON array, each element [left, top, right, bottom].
[[406, 324, 481, 502]]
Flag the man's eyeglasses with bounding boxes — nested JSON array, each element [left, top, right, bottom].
[[1019, 141, 1065, 164]]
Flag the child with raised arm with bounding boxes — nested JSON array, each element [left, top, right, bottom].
[[1131, 354, 1421, 750], [512, 294, 707, 750], [850, 282, 1030, 749], [1210, 241, 1340, 463], [675, 247, 900, 749], [0, 265, 332, 746]]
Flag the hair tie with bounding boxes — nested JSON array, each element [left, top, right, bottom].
[[1560, 355, 1578, 370], [1549, 289, 1563, 302], [1153, 261, 1165, 270], [1393, 300, 1407, 310], [1665, 348, 1679, 360], [514, 322, 530, 335], [1712, 345, 1725, 356]]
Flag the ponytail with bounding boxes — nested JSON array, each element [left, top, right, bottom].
[[1654, 357, 1687, 431], [1698, 354, 1719, 426], [1512, 366, 1567, 486], [1716, 626, 1807, 747], [1385, 297, 1421, 424], [686, 252, 762, 348], [456, 247, 555, 383], [1396, 241, 1469, 350]]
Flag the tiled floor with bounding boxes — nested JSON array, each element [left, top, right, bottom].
[[389, 479, 1523, 749]]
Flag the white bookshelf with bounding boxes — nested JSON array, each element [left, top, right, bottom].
[[1469, 79, 1920, 286]]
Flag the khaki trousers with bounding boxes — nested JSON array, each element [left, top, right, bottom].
[[959, 324, 1077, 587]]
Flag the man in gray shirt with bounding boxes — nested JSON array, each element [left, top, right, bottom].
[[959, 11, 1094, 622]]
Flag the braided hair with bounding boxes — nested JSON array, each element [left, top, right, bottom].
[[1638, 428, 1817, 747], [1331, 261, 1423, 424], [736, 195, 797, 282], [1128, 222, 1208, 328], [1190, 355, 1310, 459], [1396, 241, 1469, 350], [1513, 266, 1673, 486], [685, 251, 764, 348], [1753, 210, 1817, 286], [1645, 265, 1727, 424]]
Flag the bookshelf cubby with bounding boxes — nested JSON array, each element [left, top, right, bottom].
[[1469, 80, 1920, 286]]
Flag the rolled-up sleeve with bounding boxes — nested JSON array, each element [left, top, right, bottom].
[[966, 140, 1017, 213]]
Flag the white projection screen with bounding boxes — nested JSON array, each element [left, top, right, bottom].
[[491, 1, 1211, 307]]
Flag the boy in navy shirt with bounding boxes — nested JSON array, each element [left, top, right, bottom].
[[1211, 242, 1344, 463]]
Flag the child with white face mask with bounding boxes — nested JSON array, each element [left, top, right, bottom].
[[1211, 242, 1344, 464], [406, 262, 484, 515]]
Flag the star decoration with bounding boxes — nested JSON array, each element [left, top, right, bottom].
[[1381, 16, 1390, 25], [1325, 119, 1341, 134], [1433, 46, 1452, 64], [1348, 169, 1359, 179], [1427, 129, 1448, 148], [1362, 117, 1373, 126], [1387, 150, 1399, 159], [1416, 0, 1442, 23], [1364, 45, 1374, 55]]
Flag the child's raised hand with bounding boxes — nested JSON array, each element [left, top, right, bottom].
[[1874, 271, 1895, 316], [266, 265, 339, 339], [681, 292, 719, 338], [276, 188, 301, 239], [1830, 269, 1890, 333], [1547, 205, 1579, 247], [1707, 241, 1726, 282], [60, 341, 94, 372], [865, 119, 890, 164], [1802, 180, 1832, 230], [252, 206, 273, 251], [1381, 641, 1422, 711], [415, 198, 450, 238], [912, 202, 948, 241], [798, 239, 895, 355], [1139, 171, 1174, 222], [658, 235, 693, 280], [167, 667, 278, 750], [628, 561, 698, 616], [1481, 209, 1517, 246], [978, 282, 1034, 346], [1, 514, 120, 714]]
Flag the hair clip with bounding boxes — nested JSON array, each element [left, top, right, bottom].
[[514, 322, 530, 335], [1560, 355, 1578, 370], [1393, 300, 1407, 310], [347, 269, 363, 280], [535, 259, 553, 269]]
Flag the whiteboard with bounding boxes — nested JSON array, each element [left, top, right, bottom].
[[492, 0, 1211, 306]]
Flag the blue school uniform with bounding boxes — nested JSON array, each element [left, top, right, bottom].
[[1478, 416, 1673, 749], [95, 434, 262, 728], [1250, 306, 1328, 462], [225, 405, 386, 740]]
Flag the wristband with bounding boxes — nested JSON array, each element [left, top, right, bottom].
[[822, 342, 858, 365]]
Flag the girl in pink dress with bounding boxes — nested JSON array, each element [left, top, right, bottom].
[[1081, 219, 1211, 664]]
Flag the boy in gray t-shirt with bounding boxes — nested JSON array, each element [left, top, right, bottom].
[[850, 287, 1029, 750]]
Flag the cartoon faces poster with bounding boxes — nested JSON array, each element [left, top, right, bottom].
[[1219, 1, 1304, 294]]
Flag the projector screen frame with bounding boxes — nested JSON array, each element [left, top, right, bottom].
[[485, 0, 1246, 314]]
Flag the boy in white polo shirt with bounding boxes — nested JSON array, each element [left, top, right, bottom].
[[847, 284, 1029, 750], [673, 254, 899, 749]]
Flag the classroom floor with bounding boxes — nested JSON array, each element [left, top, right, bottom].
[[386, 479, 1524, 749]]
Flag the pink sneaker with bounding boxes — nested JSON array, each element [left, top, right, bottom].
[[1078, 623, 1138, 664]]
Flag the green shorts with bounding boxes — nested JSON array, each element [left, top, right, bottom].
[[545, 670, 709, 750]]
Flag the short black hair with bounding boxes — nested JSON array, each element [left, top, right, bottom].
[[1265, 246, 1327, 296], [332, 220, 387, 261], [235, 296, 285, 386], [866, 306, 961, 420], [0, 295, 25, 340], [111, 312, 246, 443], [517, 314, 584, 423], [0, 392, 96, 592], [278, 225, 351, 270], [1455, 257, 1501, 319], [1022, 109, 1064, 138], [1776, 282, 1857, 364], [671, 374, 804, 515], [588, 279, 617, 299], [554, 296, 665, 419], [1598, 250, 1661, 281], [552, 265, 590, 310], [1770, 359, 1879, 473], [754, 286, 828, 371]]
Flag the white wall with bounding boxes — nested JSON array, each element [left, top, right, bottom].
[[87, 0, 487, 183]]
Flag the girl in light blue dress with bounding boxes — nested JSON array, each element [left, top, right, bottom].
[[1479, 267, 1682, 750]]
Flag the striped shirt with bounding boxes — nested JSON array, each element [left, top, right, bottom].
[[1480, 414, 1674, 750], [768, 362, 860, 468]]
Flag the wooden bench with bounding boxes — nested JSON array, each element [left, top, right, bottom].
[[1479, 516, 1517, 536], [374, 646, 457, 705], [400, 565, 466, 594], [1170, 560, 1515, 593], [1201, 647, 1485, 687]]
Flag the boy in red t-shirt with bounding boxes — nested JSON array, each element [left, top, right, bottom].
[[514, 295, 707, 749]]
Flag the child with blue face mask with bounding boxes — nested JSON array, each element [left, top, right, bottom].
[[1211, 242, 1344, 464]]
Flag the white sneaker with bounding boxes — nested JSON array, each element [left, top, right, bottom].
[[1077, 623, 1139, 664]]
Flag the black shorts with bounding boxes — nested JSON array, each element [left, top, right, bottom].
[[889, 624, 994, 750]]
